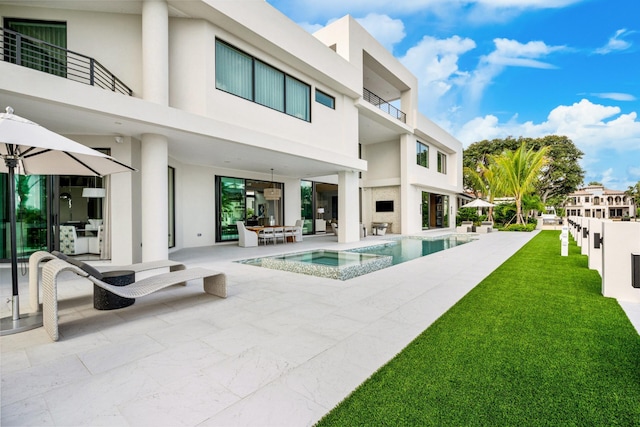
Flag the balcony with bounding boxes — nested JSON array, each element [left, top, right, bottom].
[[363, 87, 406, 123], [1, 27, 132, 96]]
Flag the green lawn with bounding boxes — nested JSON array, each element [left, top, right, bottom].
[[317, 231, 640, 426]]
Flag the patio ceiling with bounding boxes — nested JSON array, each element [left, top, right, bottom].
[[0, 91, 364, 180]]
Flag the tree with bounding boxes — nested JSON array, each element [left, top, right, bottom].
[[464, 163, 502, 221], [492, 143, 549, 224], [626, 181, 640, 210], [464, 135, 584, 205], [588, 181, 603, 186]]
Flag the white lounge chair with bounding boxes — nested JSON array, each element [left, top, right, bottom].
[[29, 251, 186, 312], [456, 221, 474, 233], [476, 221, 494, 233], [41, 258, 226, 341]]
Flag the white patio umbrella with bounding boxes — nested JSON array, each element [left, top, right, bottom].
[[460, 198, 495, 222], [462, 198, 495, 208], [1, 107, 135, 335]]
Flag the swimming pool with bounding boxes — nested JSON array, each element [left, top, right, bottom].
[[347, 235, 473, 265], [237, 234, 475, 280]]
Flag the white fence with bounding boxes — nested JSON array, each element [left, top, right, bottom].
[[568, 216, 640, 303]]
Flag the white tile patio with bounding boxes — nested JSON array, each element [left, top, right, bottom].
[[1, 230, 638, 426]]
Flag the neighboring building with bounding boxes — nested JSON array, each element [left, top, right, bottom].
[[0, 0, 463, 266], [565, 185, 636, 219]]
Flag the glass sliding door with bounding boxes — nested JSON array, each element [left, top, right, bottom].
[[216, 176, 284, 242], [217, 177, 246, 242], [300, 180, 313, 234], [0, 174, 48, 261], [168, 166, 175, 248], [421, 191, 430, 230]]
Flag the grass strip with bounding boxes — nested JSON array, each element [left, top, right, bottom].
[[317, 231, 640, 426]]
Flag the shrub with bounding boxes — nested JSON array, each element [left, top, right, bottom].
[[492, 203, 516, 226], [502, 223, 536, 232], [456, 208, 479, 226]]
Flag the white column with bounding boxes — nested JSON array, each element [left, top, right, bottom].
[[141, 0, 169, 261], [141, 133, 168, 261], [142, 0, 169, 105], [399, 133, 412, 234], [338, 170, 360, 243]]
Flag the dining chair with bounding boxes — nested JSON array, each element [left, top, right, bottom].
[[284, 226, 296, 243], [258, 227, 275, 245], [273, 226, 286, 244]]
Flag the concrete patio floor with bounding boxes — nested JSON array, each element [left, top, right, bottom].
[[1, 230, 638, 426]]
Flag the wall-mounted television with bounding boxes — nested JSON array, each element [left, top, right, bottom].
[[376, 200, 394, 212]]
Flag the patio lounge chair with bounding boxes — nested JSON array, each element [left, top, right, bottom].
[[476, 221, 494, 233], [456, 221, 474, 233], [29, 251, 186, 312], [41, 258, 226, 341]]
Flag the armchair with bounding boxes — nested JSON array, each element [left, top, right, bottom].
[[59, 225, 90, 255], [236, 221, 258, 247]]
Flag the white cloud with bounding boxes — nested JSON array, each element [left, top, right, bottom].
[[452, 99, 640, 189], [595, 29, 633, 54], [298, 21, 324, 33], [270, 0, 585, 23], [462, 38, 564, 116], [399, 35, 475, 117], [456, 99, 640, 150], [592, 92, 637, 102], [628, 166, 640, 178], [485, 38, 564, 68], [355, 14, 406, 52], [600, 168, 616, 187]]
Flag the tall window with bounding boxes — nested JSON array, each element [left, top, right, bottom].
[[215, 39, 311, 121], [215, 41, 252, 100], [285, 75, 310, 120], [255, 60, 285, 111], [4, 18, 67, 77], [417, 141, 429, 168], [437, 151, 447, 174]]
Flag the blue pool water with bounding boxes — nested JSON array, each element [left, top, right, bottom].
[[238, 234, 474, 280], [348, 235, 472, 265]]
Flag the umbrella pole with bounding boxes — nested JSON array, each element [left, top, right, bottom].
[[0, 155, 43, 335]]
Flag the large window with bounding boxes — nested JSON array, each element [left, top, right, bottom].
[[4, 18, 67, 77], [215, 41, 252, 100], [215, 39, 311, 121], [437, 151, 447, 174], [216, 176, 284, 242], [417, 141, 429, 168]]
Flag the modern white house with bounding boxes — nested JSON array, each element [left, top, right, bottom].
[[565, 185, 636, 220], [0, 0, 463, 266]]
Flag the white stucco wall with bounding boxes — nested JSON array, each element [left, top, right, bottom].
[[602, 221, 640, 303], [0, 6, 144, 95]]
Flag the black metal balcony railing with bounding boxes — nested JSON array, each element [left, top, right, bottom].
[[363, 87, 406, 123], [1, 27, 132, 96]]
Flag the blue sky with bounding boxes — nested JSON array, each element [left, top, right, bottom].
[[267, 0, 640, 191]]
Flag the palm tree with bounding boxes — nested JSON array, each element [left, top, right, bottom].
[[464, 163, 503, 221], [492, 143, 549, 224]]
